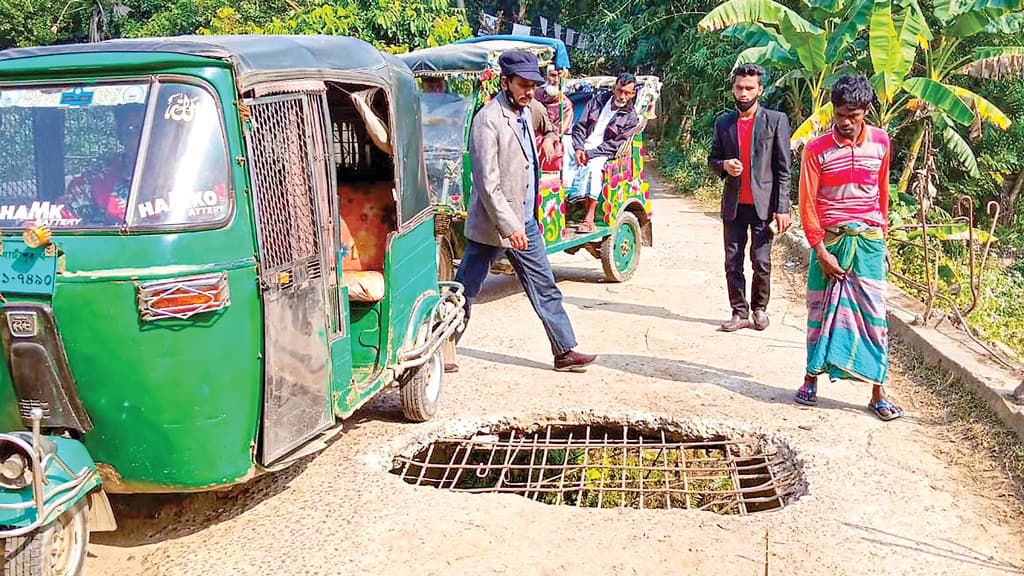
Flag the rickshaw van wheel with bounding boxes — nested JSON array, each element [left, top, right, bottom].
[[3, 500, 89, 576], [400, 347, 443, 422], [601, 212, 642, 283]]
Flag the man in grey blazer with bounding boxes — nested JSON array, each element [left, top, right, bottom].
[[709, 64, 792, 332], [454, 51, 596, 372]]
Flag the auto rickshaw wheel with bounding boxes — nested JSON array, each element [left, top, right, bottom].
[[400, 347, 443, 422], [437, 237, 455, 282], [601, 212, 642, 282], [3, 500, 89, 576]]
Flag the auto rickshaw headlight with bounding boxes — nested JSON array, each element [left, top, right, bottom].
[[22, 225, 51, 249], [0, 445, 32, 490]]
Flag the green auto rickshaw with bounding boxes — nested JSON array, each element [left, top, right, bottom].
[[0, 34, 465, 574], [398, 35, 662, 283]]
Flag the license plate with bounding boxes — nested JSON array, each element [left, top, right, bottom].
[[0, 239, 56, 296]]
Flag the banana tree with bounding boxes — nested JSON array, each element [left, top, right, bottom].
[[887, 0, 1021, 190], [697, 0, 931, 148]]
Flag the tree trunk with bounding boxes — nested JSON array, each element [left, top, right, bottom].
[[1000, 169, 1024, 227]]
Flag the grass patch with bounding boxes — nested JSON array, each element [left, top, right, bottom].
[[887, 340, 1024, 516]]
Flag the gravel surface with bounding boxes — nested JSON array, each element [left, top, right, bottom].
[[85, 172, 1024, 576]]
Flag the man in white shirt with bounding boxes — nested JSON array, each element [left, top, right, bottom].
[[564, 73, 639, 233]]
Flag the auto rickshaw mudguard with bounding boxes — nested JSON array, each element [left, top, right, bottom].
[[0, 433, 100, 536], [395, 282, 465, 375]]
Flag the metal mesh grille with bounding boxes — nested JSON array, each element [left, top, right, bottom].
[[246, 96, 320, 271], [392, 424, 803, 515]]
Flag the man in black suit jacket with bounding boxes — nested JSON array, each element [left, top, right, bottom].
[[708, 64, 792, 332]]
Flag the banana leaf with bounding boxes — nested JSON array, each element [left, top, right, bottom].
[[721, 21, 793, 49], [870, 0, 907, 84], [826, 0, 873, 62], [735, 43, 800, 68], [698, 0, 823, 33], [781, 12, 827, 73], [947, 85, 1011, 129], [902, 77, 974, 126], [791, 102, 833, 149], [961, 46, 1024, 80]]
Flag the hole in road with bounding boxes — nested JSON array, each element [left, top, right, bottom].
[[391, 421, 806, 514]]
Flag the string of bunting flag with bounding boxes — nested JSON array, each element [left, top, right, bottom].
[[475, 11, 597, 54]]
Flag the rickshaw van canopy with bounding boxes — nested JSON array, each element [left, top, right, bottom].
[[397, 36, 570, 78]]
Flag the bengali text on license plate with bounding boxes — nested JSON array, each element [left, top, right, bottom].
[[0, 247, 56, 295]]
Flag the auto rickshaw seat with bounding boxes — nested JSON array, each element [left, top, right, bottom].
[[337, 181, 396, 302]]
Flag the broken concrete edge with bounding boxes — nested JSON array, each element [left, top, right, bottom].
[[775, 226, 1024, 443]]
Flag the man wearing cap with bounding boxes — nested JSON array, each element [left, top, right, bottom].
[[454, 50, 597, 372]]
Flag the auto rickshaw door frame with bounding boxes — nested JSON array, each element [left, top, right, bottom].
[[242, 91, 335, 466]]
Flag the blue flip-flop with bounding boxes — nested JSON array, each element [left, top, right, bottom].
[[869, 400, 904, 421], [794, 382, 817, 406]]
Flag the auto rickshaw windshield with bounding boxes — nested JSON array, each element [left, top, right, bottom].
[[418, 78, 472, 204], [0, 80, 233, 231]]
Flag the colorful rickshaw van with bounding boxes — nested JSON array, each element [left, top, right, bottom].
[[0, 34, 465, 575], [398, 35, 662, 282]]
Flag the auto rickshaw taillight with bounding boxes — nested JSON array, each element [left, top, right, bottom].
[[136, 272, 230, 321]]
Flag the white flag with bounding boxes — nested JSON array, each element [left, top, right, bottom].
[[512, 23, 532, 36], [553, 23, 561, 40], [578, 36, 587, 51], [566, 28, 576, 46], [540, 16, 548, 36]]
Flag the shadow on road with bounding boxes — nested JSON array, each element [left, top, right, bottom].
[[562, 295, 723, 326], [474, 264, 605, 305], [458, 347, 867, 414], [845, 522, 1024, 573]]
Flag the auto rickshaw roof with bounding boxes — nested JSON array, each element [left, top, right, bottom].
[[397, 35, 570, 78], [0, 35, 404, 90], [453, 35, 570, 69]]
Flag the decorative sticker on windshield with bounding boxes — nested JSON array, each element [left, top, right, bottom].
[[0, 84, 148, 109], [164, 93, 199, 123], [135, 184, 229, 221], [0, 202, 81, 227], [60, 87, 94, 107]]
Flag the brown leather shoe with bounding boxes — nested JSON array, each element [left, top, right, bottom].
[[752, 309, 770, 331], [554, 350, 597, 372], [444, 363, 459, 373], [719, 313, 751, 332]]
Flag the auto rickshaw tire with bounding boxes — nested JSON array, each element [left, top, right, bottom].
[[3, 499, 89, 576], [601, 212, 642, 283], [400, 347, 443, 422], [437, 238, 455, 282]]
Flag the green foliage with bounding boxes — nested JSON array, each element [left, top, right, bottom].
[[252, 0, 471, 52], [0, 0, 120, 47], [658, 133, 715, 193], [114, 0, 292, 38], [2, 0, 471, 54]]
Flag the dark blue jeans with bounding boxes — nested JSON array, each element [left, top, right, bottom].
[[455, 220, 577, 356]]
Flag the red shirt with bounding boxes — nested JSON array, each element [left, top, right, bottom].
[[737, 115, 755, 205]]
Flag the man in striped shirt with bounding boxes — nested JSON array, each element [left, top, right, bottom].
[[796, 75, 903, 421]]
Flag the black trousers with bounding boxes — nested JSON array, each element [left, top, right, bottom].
[[723, 204, 772, 318]]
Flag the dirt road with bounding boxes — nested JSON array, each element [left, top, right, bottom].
[[86, 172, 1023, 575]]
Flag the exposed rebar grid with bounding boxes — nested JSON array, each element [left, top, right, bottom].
[[392, 424, 803, 515]]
